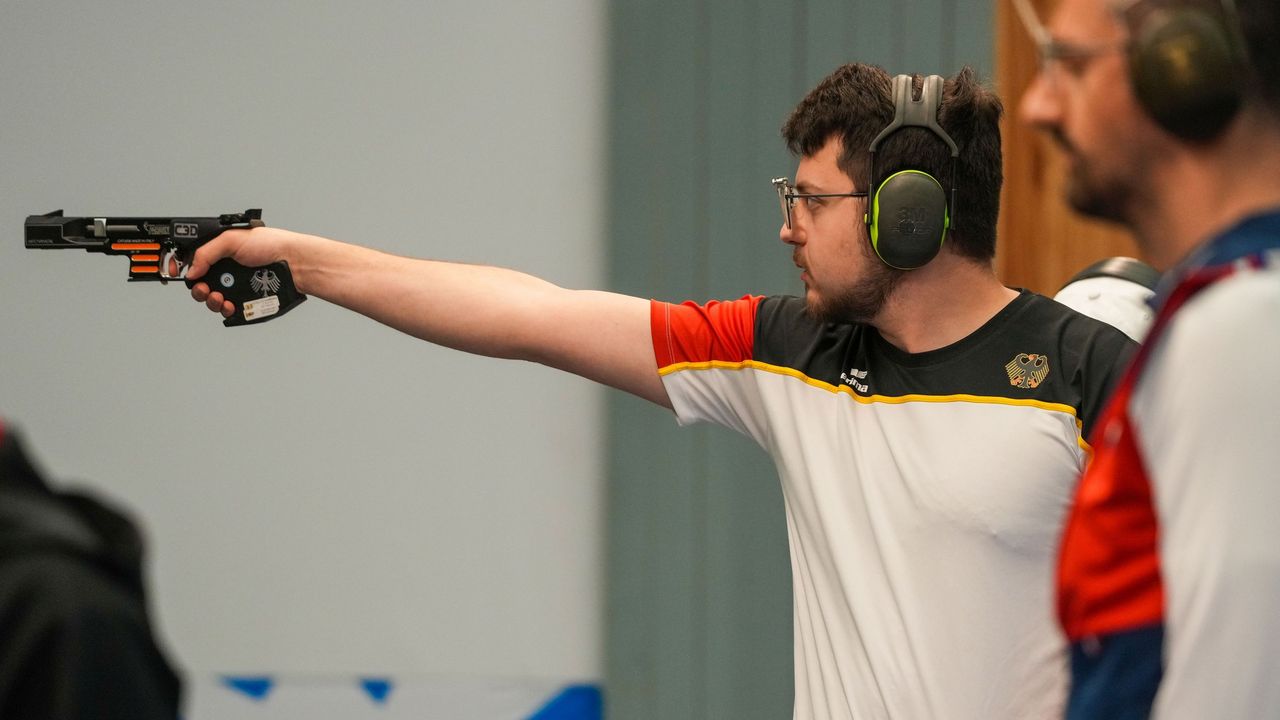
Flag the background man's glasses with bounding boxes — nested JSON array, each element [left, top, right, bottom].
[[772, 177, 869, 229], [1013, 0, 1127, 86]]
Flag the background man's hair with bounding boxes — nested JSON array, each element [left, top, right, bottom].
[[1235, 0, 1280, 115], [781, 64, 1004, 262]]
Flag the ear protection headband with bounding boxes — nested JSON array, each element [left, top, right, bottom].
[[1055, 256, 1159, 341], [1126, 0, 1248, 140], [865, 74, 959, 270], [1062, 255, 1161, 291]]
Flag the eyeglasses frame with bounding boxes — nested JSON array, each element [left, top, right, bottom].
[[1013, 0, 1130, 85], [771, 177, 869, 230]]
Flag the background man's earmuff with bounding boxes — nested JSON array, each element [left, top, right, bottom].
[[1054, 256, 1160, 341], [1126, 0, 1248, 140], [865, 74, 959, 270]]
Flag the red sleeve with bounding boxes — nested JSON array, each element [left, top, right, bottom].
[[650, 295, 761, 370]]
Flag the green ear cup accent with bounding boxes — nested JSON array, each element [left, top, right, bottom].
[[865, 74, 959, 269], [870, 170, 949, 270]]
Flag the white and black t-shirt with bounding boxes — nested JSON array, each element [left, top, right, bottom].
[[650, 290, 1132, 720]]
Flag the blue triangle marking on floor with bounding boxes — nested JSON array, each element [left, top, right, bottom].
[[221, 676, 275, 701], [359, 677, 394, 704], [526, 684, 602, 720]]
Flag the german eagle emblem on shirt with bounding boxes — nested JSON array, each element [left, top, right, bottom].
[[1005, 353, 1049, 389]]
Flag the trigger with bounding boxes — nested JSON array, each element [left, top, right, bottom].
[[159, 249, 188, 282]]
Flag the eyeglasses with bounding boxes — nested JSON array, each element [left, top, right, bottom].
[[1036, 39, 1128, 85], [1013, 0, 1127, 86], [772, 177, 869, 229]]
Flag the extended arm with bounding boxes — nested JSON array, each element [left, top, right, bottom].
[[187, 228, 671, 408]]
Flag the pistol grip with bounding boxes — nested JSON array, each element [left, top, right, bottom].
[[186, 257, 306, 327]]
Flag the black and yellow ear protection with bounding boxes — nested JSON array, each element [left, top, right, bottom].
[[865, 74, 959, 270], [1126, 0, 1248, 140]]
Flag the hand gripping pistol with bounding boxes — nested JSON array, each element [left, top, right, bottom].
[[24, 208, 306, 327]]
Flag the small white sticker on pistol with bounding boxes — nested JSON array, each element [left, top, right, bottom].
[[243, 295, 281, 321]]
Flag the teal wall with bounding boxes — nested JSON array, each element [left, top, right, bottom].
[[604, 2, 995, 717]]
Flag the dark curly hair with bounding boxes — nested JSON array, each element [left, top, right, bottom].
[[781, 64, 1004, 262]]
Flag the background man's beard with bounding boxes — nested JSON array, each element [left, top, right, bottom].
[[1066, 166, 1133, 224], [1056, 130, 1135, 225], [805, 263, 905, 324]]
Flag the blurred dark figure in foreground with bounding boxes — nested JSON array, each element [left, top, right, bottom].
[[0, 419, 181, 719]]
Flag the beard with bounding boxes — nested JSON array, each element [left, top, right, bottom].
[[1064, 161, 1133, 223], [1054, 129, 1136, 224], [804, 255, 906, 325]]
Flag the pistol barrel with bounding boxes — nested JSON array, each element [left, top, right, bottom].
[[24, 211, 108, 249]]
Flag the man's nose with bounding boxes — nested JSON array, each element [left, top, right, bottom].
[[780, 220, 802, 246], [1019, 70, 1062, 131]]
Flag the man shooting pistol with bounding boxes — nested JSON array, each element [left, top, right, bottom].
[[23, 209, 305, 327]]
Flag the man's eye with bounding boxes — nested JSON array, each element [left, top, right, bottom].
[[1044, 41, 1101, 77], [1057, 54, 1090, 76], [803, 196, 824, 210]]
